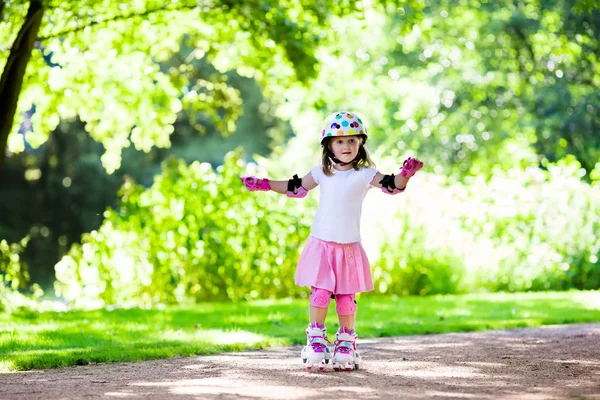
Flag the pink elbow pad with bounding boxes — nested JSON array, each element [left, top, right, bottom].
[[240, 176, 271, 191], [286, 186, 308, 198]]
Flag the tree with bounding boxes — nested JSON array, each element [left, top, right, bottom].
[[0, 69, 290, 286], [0, 0, 43, 170], [277, 0, 599, 179], [402, 0, 600, 177], [0, 0, 420, 172]]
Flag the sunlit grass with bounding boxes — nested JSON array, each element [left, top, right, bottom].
[[1, 291, 599, 372]]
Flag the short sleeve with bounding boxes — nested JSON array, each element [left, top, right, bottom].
[[363, 167, 377, 186], [310, 165, 323, 184]]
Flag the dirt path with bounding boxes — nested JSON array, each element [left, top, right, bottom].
[[2, 323, 600, 400]]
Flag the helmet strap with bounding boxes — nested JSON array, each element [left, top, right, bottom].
[[328, 152, 353, 167], [332, 158, 349, 166]]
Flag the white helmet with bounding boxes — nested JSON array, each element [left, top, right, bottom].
[[320, 111, 368, 144]]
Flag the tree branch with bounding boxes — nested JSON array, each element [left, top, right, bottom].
[[514, 26, 535, 61], [37, 2, 202, 41], [0, 1, 6, 23], [0, 0, 44, 171]]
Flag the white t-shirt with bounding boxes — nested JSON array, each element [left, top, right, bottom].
[[309, 165, 377, 244]]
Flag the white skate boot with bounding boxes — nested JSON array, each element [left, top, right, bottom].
[[300, 323, 331, 371], [332, 327, 360, 371]]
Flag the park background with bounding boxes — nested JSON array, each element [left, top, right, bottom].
[[0, 0, 599, 371]]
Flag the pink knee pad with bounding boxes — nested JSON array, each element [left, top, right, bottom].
[[335, 294, 357, 315], [310, 287, 332, 308]]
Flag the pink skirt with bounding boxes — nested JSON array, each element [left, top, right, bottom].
[[295, 236, 374, 294]]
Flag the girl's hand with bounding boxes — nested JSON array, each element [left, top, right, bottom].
[[400, 157, 424, 179], [240, 176, 271, 191]]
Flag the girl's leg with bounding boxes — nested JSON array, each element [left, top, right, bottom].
[[309, 286, 332, 323], [333, 294, 360, 370], [337, 313, 355, 330], [301, 287, 333, 370], [334, 293, 357, 329], [310, 304, 328, 324]]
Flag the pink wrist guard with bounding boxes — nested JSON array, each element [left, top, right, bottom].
[[241, 176, 271, 191], [286, 186, 308, 198], [401, 157, 424, 178]]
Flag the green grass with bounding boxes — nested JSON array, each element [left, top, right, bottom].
[[1, 291, 599, 372]]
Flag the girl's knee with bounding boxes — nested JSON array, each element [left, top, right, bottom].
[[335, 294, 356, 315], [310, 287, 333, 308]]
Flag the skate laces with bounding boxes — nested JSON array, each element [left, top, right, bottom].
[[309, 337, 328, 352], [307, 323, 330, 352], [335, 341, 354, 354], [335, 327, 357, 354]]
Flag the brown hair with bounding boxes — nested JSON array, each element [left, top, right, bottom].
[[320, 135, 376, 176]]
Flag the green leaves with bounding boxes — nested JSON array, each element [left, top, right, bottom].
[[368, 156, 600, 295], [0, 237, 43, 312], [280, 0, 599, 179], [0, 237, 30, 291], [55, 151, 315, 306], [52, 150, 600, 307], [2, 0, 421, 171]]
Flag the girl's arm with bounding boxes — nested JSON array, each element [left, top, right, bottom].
[[265, 172, 317, 195], [241, 171, 318, 197], [369, 172, 408, 190], [370, 157, 423, 194]]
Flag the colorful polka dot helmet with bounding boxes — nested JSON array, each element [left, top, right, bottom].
[[320, 111, 368, 144]]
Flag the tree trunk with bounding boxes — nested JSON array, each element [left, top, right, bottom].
[[0, 2, 6, 22], [0, 0, 44, 172]]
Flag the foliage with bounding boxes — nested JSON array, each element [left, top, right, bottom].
[[2, 291, 599, 371], [0, 70, 287, 287], [1, 0, 421, 172], [54, 151, 315, 307], [467, 158, 600, 291], [0, 120, 130, 286], [2, 0, 599, 305], [365, 156, 600, 294], [573, 0, 600, 14], [272, 0, 599, 180], [375, 222, 465, 296], [51, 147, 600, 308], [0, 237, 43, 312]]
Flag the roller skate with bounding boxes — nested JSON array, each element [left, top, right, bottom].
[[300, 323, 331, 371], [332, 327, 360, 371]]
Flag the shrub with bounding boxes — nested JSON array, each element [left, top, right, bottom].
[[55, 151, 314, 307], [0, 237, 43, 311], [55, 152, 600, 307], [365, 156, 600, 295]]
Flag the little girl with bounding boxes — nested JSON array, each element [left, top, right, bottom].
[[241, 111, 423, 371]]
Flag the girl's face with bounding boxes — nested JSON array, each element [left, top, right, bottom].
[[330, 136, 361, 164]]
